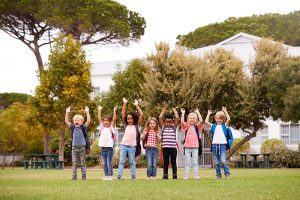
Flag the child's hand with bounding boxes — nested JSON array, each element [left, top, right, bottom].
[[66, 107, 71, 113], [207, 110, 213, 115], [172, 106, 178, 111], [194, 109, 200, 114], [84, 106, 89, 112], [222, 106, 227, 112], [122, 97, 128, 104], [133, 99, 139, 106], [181, 108, 185, 113], [114, 106, 118, 111], [98, 105, 102, 111]]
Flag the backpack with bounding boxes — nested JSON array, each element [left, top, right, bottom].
[[142, 131, 148, 149], [99, 125, 117, 143], [124, 124, 141, 157], [211, 123, 234, 150], [182, 125, 202, 156], [70, 124, 90, 153]]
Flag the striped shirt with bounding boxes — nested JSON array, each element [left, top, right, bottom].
[[161, 126, 177, 148]]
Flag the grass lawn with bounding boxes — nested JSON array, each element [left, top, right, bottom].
[[0, 168, 299, 200]]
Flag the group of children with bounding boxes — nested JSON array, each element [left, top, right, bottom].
[[65, 98, 233, 181]]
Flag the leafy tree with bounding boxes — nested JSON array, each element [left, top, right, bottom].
[[177, 11, 300, 48], [35, 34, 94, 161], [0, 93, 30, 108], [0, 103, 44, 169], [100, 58, 147, 125], [0, 0, 146, 72]]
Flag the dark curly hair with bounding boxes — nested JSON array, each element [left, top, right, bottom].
[[123, 111, 139, 125], [163, 113, 174, 121]]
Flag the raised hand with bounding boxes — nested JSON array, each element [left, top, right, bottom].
[[84, 106, 89, 112], [66, 106, 71, 113], [98, 105, 102, 111], [181, 108, 185, 113], [207, 109, 213, 115], [194, 108, 200, 114], [122, 97, 128, 104], [133, 99, 139, 106], [222, 106, 227, 112], [114, 106, 118, 111]]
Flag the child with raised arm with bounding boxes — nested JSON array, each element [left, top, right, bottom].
[[141, 117, 161, 180], [65, 106, 91, 180], [159, 106, 179, 179], [97, 105, 117, 181], [117, 98, 143, 180], [181, 108, 203, 180], [205, 106, 232, 179]]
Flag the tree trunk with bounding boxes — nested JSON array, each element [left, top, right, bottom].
[[1, 154, 6, 169], [58, 127, 65, 162], [227, 129, 259, 159], [44, 132, 51, 154], [33, 42, 45, 73], [12, 151, 17, 169]]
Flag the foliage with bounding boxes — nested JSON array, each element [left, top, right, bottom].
[[177, 11, 300, 48], [231, 138, 250, 155], [260, 139, 287, 153], [0, 0, 146, 72], [0, 103, 44, 156], [100, 58, 147, 125], [0, 93, 30, 108]]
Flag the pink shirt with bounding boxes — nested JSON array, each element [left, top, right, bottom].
[[121, 125, 137, 146], [181, 122, 203, 148]]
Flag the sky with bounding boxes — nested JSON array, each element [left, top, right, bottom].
[[0, 0, 300, 95]]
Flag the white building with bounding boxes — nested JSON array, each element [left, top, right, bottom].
[[90, 32, 300, 154], [188, 32, 300, 153]]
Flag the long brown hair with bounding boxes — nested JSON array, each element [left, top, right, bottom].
[[144, 117, 160, 133]]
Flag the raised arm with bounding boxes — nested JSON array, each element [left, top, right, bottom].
[[195, 109, 203, 125], [97, 105, 102, 125], [159, 106, 167, 127], [173, 107, 179, 127], [134, 100, 144, 125], [84, 106, 91, 127], [222, 106, 231, 126], [180, 108, 185, 124], [121, 97, 128, 125], [205, 109, 213, 127], [112, 106, 117, 128], [65, 106, 72, 128]]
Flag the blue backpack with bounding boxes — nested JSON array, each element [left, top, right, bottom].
[[211, 123, 233, 150]]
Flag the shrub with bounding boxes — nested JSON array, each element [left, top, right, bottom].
[[298, 143, 300, 152], [231, 138, 250, 155], [260, 139, 286, 153]]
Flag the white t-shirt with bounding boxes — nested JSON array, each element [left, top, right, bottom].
[[212, 125, 227, 144], [98, 124, 115, 148]]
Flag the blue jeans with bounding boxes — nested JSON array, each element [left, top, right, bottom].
[[117, 144, 136, 178], [146, 147, 158, 177], [184, 148, 199, 177], [101, 147, 113, 176], [212, 144, 230, 177]]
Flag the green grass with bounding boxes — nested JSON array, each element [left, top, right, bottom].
[[0, 168, 299, 200]]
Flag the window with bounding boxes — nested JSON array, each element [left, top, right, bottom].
[[280, 124, 300, 145]]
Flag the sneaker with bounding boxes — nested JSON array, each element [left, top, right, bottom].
[[107, 176, 113, 181], [172, 174, 177, 179], [183, 176, 189, 180], [131, 176, 136, 180], [194, 176, 200, 180], [162, 174, 168, 179], [151, 177, 156, 180], [225, 174, 231, 179], [71, 177, 77, 180], [102, 176, 108, 181], [214, 175, 222, 180], [117, 176, 124, 180]]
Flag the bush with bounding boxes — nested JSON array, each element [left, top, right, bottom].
[[260, 139, 286, 153], [231, 138, 250, 155], [298, 143, 300, 152]]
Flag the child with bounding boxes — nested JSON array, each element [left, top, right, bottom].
[[181, 108, 203, 180], [159, 106, 179, 179], [65, 106, 91, 180], [97, 105, 117, 181], [117, 98, 143, 180], [141, 117, 161, 180], [205, 106, 231, 179]]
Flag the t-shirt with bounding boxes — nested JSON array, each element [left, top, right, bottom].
[[98, 123, 115, 148], [145, 129, 159, 148], [71, 125, 86, 147], [181, 123, 202, 148], [161, 126, 177, 148], [121, 125, 137, 146], [212, 124, 227, 144]]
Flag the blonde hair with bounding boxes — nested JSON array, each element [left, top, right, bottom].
[[73, 114, 84, 122], [145, 117, 159, 132], [187, 112, 198, 122], [215, 111, 226, 121]]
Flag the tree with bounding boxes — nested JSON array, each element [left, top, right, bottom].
[[35, 34, 93, 161], [0, 92, 30, 108], [0, 102, 44, 169], [100, 58, 147, 125], [0, 0, 146, 73]]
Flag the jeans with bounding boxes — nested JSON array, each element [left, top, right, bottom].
[[162, 148, 177, 177], [212, 144, 230, 177], [184, 148, 199, 177], [71, 146, 86, 179], [117, 144, 136, 178], [146, 147, 158, 177], [101, 147, 113, 176]]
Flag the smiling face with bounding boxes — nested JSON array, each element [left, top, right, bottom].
[[214, 111, 226, 125], [148, 119, 157, 130], [187, 113, 197, 125], [126, 114, 134, 125], [164, 118, 173, 127], [73, 115, 84, 127], [103, 117, 111, 127]]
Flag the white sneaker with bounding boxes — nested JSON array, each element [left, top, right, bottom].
[[183, 176, 189, 180], [102, 176, 108, 180], [107, 176, 113, 180], [194, 176, 200, 180]]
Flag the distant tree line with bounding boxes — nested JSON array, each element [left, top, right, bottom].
[[177, 10, 300, 48]]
